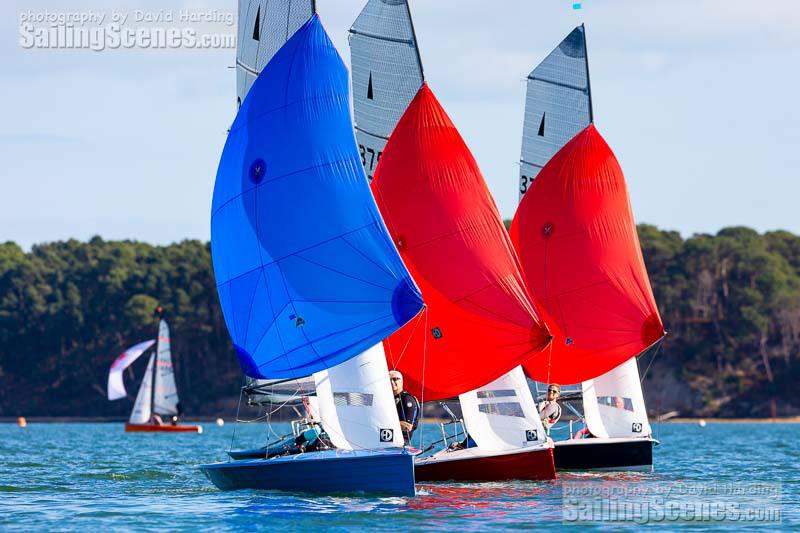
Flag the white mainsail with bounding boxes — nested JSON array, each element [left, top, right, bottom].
[[582, 358, 652, 438], [519, 24, 591, 200], [313, 344, 404, 450], [236, 0, 315, 108], [153, 319, 180, 417], [349, 0, 424, 180], [460, 367, 548, 451], [129, 353, 155, 424]]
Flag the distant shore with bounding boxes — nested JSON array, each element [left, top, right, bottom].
[[661, 417, 800, 424]]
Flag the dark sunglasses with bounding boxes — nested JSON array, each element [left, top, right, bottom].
[[390, 377, 402, 382], [547, 388, 559, 394]]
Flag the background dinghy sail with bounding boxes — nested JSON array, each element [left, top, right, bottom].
[[349, 0, 424, 181], [371, 84, 556, 482], [514, 26, 663, 471], [511, 124, 665, 470], [200, 14, 424, 496], [107, 313, 202, 433]]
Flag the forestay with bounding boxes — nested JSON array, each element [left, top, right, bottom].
[[211, 15, 423, 380], [313, 343, 404, 450], [129, 354, 155, 424], [107, 339, 155, 400], [372, 84, 551, 400], [519, 25, 591, 200], [582, 357, 653, 438], [459, 367, 547, 451], [236, 0, 315, 107], [349, 0, 424, 181]]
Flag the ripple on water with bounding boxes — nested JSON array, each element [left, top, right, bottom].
[[0, 422, 797, 530], [76, 469, 176, 482]]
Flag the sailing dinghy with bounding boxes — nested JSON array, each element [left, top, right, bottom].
[[514, 26, 663, 471], [200, 14, 424, 495], [511, 122, 664, 470], [371, 83, 556, 482], [107, 313, 202, 433]]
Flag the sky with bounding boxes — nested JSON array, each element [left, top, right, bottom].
[[2, 0, 799, 249]]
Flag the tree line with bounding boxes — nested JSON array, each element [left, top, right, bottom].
[[1, 226, 798, 418]]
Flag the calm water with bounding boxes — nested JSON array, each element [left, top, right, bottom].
[[1, 422, 798, 530]]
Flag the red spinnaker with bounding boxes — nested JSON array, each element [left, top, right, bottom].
[[372, 84, 551, 401], [510, 124, 664, 384]]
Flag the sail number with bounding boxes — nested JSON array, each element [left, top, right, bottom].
[[359, 144, 383, 181], [520, 174, 531, 195]]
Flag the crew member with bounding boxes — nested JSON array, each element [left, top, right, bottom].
[[538, 383, 562, 433], [389, 370, 419, 445]]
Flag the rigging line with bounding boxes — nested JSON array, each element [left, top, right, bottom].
[[388, 307, 425, 369], [639, 337, 665, 384], [292, 253, 394, 291], [341, 234, 397, 280], [419, 306, 429, 450], [228, 375, 246, 460]]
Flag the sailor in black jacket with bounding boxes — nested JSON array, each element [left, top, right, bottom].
[[389, 370, 419, 445]]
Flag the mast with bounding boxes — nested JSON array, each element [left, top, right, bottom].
[[582, 23, 594, 123], [150, 306, 162, 420], [405, 1, 425, 81]]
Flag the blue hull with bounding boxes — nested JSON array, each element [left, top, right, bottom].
[[201, 448, 416, 496]]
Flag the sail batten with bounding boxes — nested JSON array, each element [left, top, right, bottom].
[[212, 15, 423, 380]]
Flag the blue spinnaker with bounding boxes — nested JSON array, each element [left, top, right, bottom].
[[211, 15, 423, 379]]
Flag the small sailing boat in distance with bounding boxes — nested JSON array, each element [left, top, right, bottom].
[[107, 307, 202, 433]]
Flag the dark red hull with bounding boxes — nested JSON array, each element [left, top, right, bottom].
[[415, 447, 556, 482], [124, 423, 202, 433]]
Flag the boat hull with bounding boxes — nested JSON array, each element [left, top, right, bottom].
[[201, 448, 416, 496], [124, 423, 203, 433], [554, 437, 654, 471], [415, 446, 556, 482]]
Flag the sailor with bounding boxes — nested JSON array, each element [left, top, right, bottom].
[[389, 370, 419, 445], [538, 383, 562, 433]]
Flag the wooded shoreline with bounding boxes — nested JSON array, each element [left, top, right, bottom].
[[1, 224, 799, 418]]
